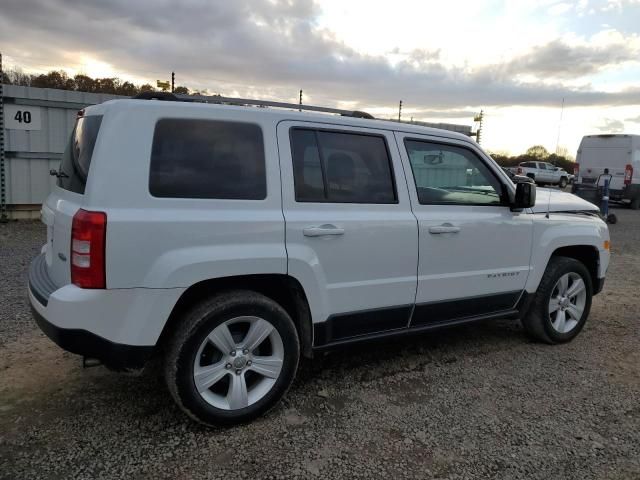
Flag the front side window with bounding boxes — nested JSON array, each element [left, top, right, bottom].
[[290, 128, 397, 204], [149, 119, 266, 199], [404, 140, 504, 206]]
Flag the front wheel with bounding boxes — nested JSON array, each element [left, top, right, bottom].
[[522, 257, 593, 344], [164, 290, 300, 426]]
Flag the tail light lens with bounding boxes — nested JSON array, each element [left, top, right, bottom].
[[517, 167, 523, 174], [574, 164, 579, 176], [624, 164, 633, 186], [71, 209, 106, 289]]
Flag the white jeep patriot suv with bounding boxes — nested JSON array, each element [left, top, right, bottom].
[[29, 95, 610, 426]]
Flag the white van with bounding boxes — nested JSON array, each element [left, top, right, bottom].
[[573, 134, 640, 209]]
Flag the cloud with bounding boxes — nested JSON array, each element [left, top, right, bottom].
[[501, 37, 640, 78], [1, 0, 639, 112], [626, 115, 640, 123], [596, 118, 625, 132]]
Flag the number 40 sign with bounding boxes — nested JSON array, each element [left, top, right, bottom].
[[4, 104, 42, 131]]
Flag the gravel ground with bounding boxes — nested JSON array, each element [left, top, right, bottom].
[[1, 208, 639, 480]]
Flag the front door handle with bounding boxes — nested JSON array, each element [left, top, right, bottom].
[[428, 224, 460, 234], [303, 224, 345, 237]]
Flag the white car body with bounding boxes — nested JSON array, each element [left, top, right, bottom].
[[29, 99, 610, 372]]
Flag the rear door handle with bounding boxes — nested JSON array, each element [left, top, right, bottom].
[[428, 224, 460, 234], [303, 224, 345, 237]]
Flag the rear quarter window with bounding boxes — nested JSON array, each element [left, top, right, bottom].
[[57, 115, 103, 194], [149, 119, 266, 199]]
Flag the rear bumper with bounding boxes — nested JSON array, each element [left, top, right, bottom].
[[28, 254, 184, 370], [573, 183, 639, 201], [30, 303, 153, 370]]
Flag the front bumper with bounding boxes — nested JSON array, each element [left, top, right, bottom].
[[594, 277, 605, 295], [27, 254, 174, 370]]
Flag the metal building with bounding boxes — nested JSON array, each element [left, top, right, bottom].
[[1, 85, 124, 218]]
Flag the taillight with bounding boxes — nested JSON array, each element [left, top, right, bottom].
[[574, 164, 579, 176], [71, 209, 107, 289], [624, 164, 633, 186], [517, 167, 523, 174]]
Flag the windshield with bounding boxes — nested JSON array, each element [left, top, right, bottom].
[[57, 115, 103, 194]]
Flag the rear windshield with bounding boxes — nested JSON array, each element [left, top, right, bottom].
[[57, 115, 103, 194]]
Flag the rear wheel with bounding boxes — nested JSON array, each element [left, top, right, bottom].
[[630, 196, 640, 210], [559, 177, 568, 189], [522, 257, 593, 344], [164, 290, 300, 426]]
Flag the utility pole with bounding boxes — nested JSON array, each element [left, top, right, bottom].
[[474, 110, 484, 145], [398, 100, 403, 122], [171, 71, 175, 93], [0, 52, 7, 222], [555, 97, 564, 154], [299, 89, 302, 112]]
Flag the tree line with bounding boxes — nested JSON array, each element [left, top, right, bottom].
[[2, 69, 577, 171], [2, 69, 191, 96], [489, 145, 576, 172]]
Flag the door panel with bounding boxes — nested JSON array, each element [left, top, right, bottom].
[[394, 132, 533, 325], [278, 122, 418, 339]]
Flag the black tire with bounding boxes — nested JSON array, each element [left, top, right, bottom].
[[630, 196, 640, 210], [559, 177, 568, 189], [521, 256, 593, 344], [164, 290, 300, 426]]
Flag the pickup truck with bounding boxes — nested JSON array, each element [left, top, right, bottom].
[[517, 161, 570, 188]]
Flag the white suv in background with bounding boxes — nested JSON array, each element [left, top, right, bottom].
[[29, 96, 610, 425]]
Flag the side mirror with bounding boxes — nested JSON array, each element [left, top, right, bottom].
[[512, 181, 536, 210], [513, 175, 534, 184]]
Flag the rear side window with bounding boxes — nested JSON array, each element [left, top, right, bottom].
[[57, 115, 103, 194], [290, 128, 397, 204], [149, 119, 266, 199]]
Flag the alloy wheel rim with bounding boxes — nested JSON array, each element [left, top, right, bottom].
[[193, 316, 284, 410], [548, 272, 587, 333]]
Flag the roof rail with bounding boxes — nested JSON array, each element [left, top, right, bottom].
[[132, 91, 374, 119]]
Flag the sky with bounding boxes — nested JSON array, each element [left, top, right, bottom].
[[1, 0, 639, 155]]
